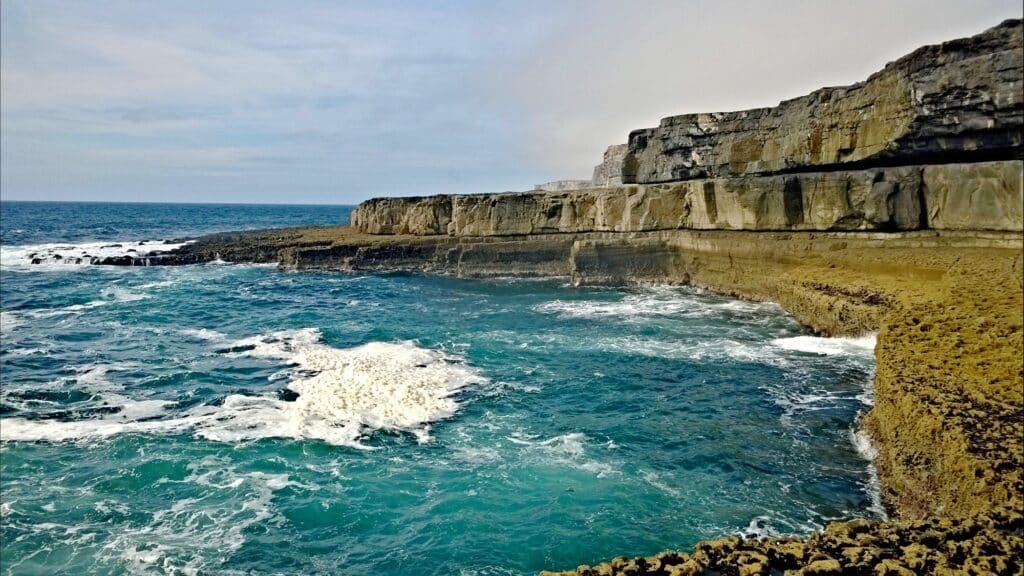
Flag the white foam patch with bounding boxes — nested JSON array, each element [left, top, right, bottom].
[[4, 347, 52, 357], [0, 330, 486, 448], [772, 334, 877, 356], [99, 286, 150, 303], [507, 432, 617, 478], [535, 286, 781, 321], [1, 361, 176, 423], [851, 428, 888, 519], [0, 239, 191, 268], [179, 328, 228, 342], [641, 470, 682, 497], [10, 285, 160, 322], [592, 336, 784, 365], [737, 513, 824, 539]]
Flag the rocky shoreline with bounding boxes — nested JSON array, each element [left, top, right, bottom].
[[79, 224, 1024, 574], [51, 18, 1024, 575]]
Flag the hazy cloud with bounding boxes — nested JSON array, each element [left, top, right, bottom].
[[492, 0, 1024, 176]]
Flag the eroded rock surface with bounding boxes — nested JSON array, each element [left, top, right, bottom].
[[540, 510, 1023, 576], [623, 19, 1022, 184], [352, 161, 1022, 235]]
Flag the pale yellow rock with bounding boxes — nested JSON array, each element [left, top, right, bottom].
[[923, 161, 1023, 231]]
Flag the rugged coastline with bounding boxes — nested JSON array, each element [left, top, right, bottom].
[[50, 19, 1024, 574]]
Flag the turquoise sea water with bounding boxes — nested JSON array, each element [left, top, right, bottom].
[[0, 202, 882, 575]]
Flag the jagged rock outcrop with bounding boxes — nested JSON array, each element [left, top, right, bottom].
[[541, 510, 1023, 576], [622, 19, 1023, 184], [350, 195, 452, 235], [592, 143, 628, 187]]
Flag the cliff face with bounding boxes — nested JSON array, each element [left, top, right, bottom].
[[353, 20, 1024, 238], [624, 19, 1023, 184], [352, 160, 1022, 235]]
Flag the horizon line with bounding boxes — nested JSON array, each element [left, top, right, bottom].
[[0, 198, 357, 207]]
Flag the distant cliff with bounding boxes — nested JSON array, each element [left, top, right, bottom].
[[352, 161, 1022, 235]]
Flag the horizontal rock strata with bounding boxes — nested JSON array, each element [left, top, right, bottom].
[[623, 19, 1022, 184], [352, 161, 1023, 235]]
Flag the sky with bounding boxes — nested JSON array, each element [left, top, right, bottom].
[[2, 0, 1021, 204]]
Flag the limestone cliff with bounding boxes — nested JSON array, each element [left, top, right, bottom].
[[353, 161, 1022, 235], [624, 19, 1023, 184], [353, 20, 1024, 238]]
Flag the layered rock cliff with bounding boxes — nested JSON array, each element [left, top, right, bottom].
[[353, 19, 1023, 242], [623, 18, 1023, 184], [352, 160, 1022, 235]]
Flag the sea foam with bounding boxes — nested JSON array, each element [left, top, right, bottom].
[[0, 329, 486, 448], [534, 286, 781, 321], [771, 334, 877, 356], [0, 239, 191, 268]]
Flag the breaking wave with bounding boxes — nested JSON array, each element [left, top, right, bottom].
[[0, 329, 486, 449], [771, 335, 877, 356], [534, 286, 783, 321], [0, 239, 191, 268]]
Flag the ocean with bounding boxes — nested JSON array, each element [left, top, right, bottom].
[[0, 201, 882, 575]]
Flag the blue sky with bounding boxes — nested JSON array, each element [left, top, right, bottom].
[[2, 0, 1021, 204]]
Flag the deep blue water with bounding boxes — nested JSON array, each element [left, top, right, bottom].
[[0, 201, 882, 575], [0, 201, 353, 246]]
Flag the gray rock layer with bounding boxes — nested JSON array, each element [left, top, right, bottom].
[[623, 19, 1023, 183], [534, 180, 595, 192], [591, 144, 628, 187]]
